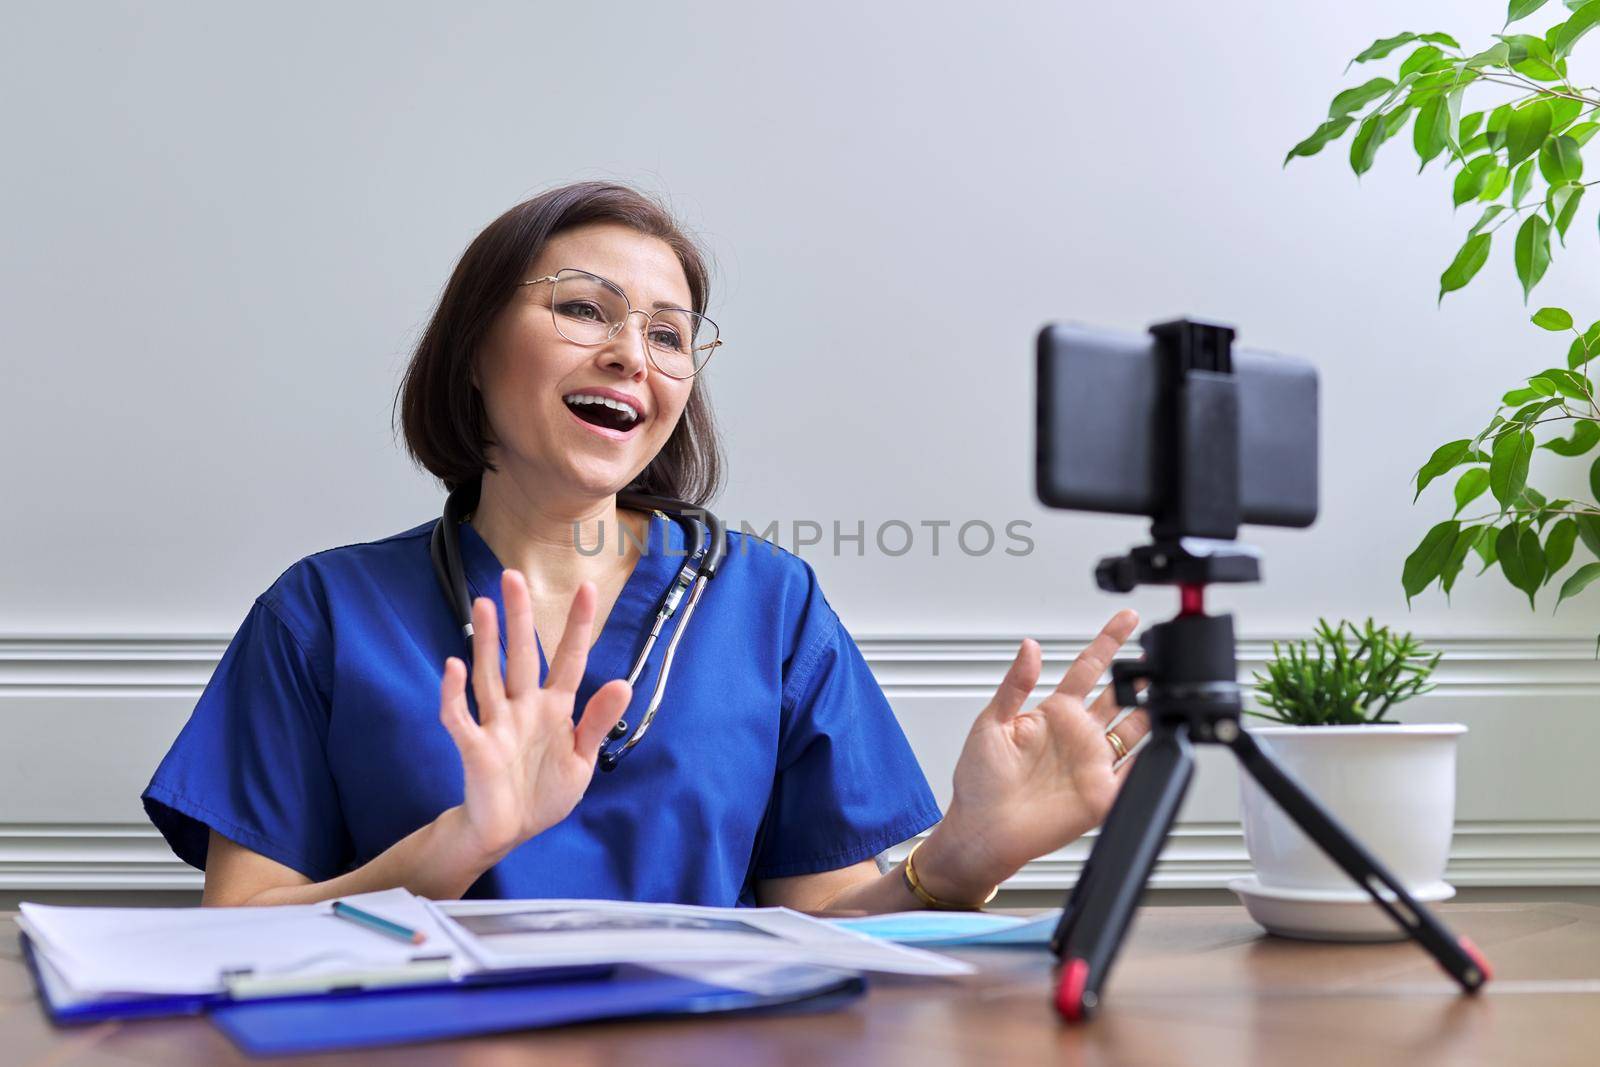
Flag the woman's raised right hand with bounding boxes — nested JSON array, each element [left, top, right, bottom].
[[436, 569, 632, 862]]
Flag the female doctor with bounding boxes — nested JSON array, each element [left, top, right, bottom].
[[142, 181, 1150, 911]]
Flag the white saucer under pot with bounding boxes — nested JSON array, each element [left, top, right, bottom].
[[1238, 723, 1466, 908], [1229, 875, 1457, 942]]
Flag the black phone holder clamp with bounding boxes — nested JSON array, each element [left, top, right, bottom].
[[1048, 320, 1493, 1023]]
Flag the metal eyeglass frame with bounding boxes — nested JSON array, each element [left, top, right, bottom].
[[517, 267, 724, 380]]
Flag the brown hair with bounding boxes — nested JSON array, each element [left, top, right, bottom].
[[393, 181, 725, 505]]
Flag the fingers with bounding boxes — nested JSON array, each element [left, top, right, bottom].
[[574, 679, 632, 763], [501, 570, 538, 699], [1106, 709, 1151, 771], [991, 639, 1042, 723], [438, 656, 480, 752], [1055, 609, 1139, 701], [470, 596, 506, 721], [543, 582, 597, 694], [1087, 675, 1147, 726]]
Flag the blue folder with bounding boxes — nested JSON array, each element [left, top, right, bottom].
[[22, 933, 865, 1055], [214, 964, 865, 1056]]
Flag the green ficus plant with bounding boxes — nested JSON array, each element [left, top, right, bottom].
[[1286, 1, 1600, 637], [1250, 618, 1442, 726]]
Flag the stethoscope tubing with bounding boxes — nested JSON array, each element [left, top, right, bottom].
[[430, 482, 722, 771]]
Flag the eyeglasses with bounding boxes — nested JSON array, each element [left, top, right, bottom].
[[518, 267, 723, 380]]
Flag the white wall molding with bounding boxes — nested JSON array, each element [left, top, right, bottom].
[[1, 632, 1595, 892]]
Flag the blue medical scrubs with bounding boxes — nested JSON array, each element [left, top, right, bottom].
[[141, 512, 942, 905]]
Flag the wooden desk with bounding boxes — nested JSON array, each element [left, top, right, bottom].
[[4, 902, 1597, 1066]]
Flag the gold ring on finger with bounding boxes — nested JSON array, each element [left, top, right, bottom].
[[1105, 729, 1129, 760]]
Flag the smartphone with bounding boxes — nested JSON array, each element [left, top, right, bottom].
[[1035, 322, 1318, 528]]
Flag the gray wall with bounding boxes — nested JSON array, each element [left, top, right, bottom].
[[2, 1, 1595, 894]]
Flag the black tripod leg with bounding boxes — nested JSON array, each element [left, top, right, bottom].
[[1048, 822, 1101, 954], [1053, 724, 1195, 1022], [1228, 728, 1492, 991]]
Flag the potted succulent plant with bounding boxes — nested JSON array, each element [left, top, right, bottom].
[[1232, 619, 1462, 941]]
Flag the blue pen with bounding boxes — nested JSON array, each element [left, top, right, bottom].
[[331, 900, 427, 945]]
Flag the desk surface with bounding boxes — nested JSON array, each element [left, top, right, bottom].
[[4, 902, 1598, 1067]]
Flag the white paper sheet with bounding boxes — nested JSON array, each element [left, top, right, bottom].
[[18, 887, 460, 996], [430, 897, 974, 976]]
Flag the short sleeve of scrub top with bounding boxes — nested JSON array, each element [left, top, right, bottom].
[[141, 514, 943, 905]]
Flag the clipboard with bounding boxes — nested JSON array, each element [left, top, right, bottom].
[[22, 933, 865, 1055], [20, 932, 609, 1025]]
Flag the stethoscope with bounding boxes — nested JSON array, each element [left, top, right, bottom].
[[430, 481, 726, 771]]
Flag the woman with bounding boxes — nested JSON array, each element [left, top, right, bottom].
[[142, 181, 1149, 910]]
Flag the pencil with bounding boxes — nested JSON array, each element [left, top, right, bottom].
[[331, 900, 427, 945]]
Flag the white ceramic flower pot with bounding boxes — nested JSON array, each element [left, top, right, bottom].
[[1238, 723, 1466, 895]]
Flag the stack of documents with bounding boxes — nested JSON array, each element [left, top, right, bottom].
[[17, 889, 975, 1051]]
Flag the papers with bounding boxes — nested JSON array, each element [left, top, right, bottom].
[[19, 888, 462, 997], [829, 909, 1062, 946], [430, 898, 973, 976], [15, 889, 973, 1016]]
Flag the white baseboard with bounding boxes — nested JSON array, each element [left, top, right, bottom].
[[1, 632, 1595, 892]]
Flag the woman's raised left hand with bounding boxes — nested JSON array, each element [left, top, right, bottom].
[[916, 609, 1149, 901]]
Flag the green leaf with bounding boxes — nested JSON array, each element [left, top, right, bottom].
[[1486, 104, 1513, 151], [1549, 183, 1585, 243], [1403, 520, 1461, 604], [1414, 96, 1450, 170], [1285, 115, 1357, 165], [1465, 41, 1512, 68], [1330, 77, 1396, 118], [1569, 333, 1597, 368], [1490, 428, 1535, 507], [1453, 155, 1497, 205], [1350, 112, 1385, 175], [1592, 453, 1600, 501], [1421, 32, 1462, 48], [1441, 526, 1480, 595], [1415, 438, 1475, 500], [1438, 231, 1492, 302], [1514, 214, 1552, 300], [1550, 97, 1584, 132], [1503, 386, 1543, 405], [1400, 45, 1446, 79], [1553, 0, 1600, 58], [1533, 306, 1574, 330], [1542, 420, 1600, 454], [1545, 517, 1579, 580], [1576, 513, 1600, 556], [1348, 34, 1417, 69], [1475, 525, 1501, 572], [1454, 467, 1492, 515], [1539, 134, 1584, 182], [1459, 110, 1485, 143], [1497, 523, 1547, 607], [1508, 0, 1552, 23], [1511, 396, 1564, 422], [1468, 204, 1507, 236], [1556, 560, 1600, 607], [1540, 367, 1592, 400], [1568, 120, 1600, 145], [1506, 100, 1554, 167], [1512, 157, 1536, 205], [1479, 164, 1511, 201]]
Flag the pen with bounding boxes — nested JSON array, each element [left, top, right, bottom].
[[331, 900, 427, 945]]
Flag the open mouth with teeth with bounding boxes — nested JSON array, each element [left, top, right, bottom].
[[564, 393, 642, 433]]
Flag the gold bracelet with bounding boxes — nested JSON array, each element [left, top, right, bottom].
[[901, 839, 999, 911]]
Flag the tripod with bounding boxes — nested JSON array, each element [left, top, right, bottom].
[[1045, 322, 1493, 1021]]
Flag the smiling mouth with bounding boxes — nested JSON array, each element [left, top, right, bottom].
[[564, 395, 641, 434]]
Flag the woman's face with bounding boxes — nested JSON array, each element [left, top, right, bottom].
[[474, 222, 698, 502]]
